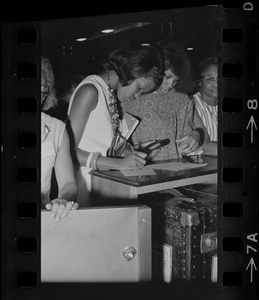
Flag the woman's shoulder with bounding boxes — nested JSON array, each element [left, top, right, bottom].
[[81, 75, 106, 88], [75, 75, 106, 96], [76, 82, 99, 94], [123, 92, 159, 113], [168, 90, 193, 104], [192, 91, 201, 101]]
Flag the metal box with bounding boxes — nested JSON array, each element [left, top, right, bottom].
[[41, 206, 151, 282]]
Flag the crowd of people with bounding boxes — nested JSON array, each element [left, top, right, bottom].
[[41, 40, 218, 217]]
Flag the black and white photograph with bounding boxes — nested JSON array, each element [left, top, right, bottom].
[[40, 6, 221, 284], [40, 5, 221, 284], [1, 1, 258, 300]]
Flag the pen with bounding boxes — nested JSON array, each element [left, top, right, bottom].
[[128, 143, 135, 152], [174, 112, 180, 159], [188, 120, 196, 130]]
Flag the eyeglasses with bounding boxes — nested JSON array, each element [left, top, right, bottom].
[[201, 76, 218, 84], [41, 86, 49, 101]]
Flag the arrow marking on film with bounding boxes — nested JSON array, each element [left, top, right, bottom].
[[246, 257, 257, 283], [246, 115, 257, 143]]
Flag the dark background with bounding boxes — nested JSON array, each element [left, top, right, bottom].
[[43, 5, 223, 196], [41, 6, 223, 96]]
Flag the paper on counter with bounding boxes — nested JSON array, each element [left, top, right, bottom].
[[121, 168, 157, 177], [120, 161, 207, 177], [144, 161, 207, 171]]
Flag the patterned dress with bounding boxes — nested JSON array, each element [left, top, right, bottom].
[[122, 88, 194, 160]]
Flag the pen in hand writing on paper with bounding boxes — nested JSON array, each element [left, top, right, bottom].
[[127, 142, 147, 169], [174, 112, 180, 160], [128, 143, 135, 152], [175, 120, 203, 162], [132, 140, 163, 168]]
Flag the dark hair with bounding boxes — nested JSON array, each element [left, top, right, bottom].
[[103, 45, 164, 89], [198, 56, 218, 76], [157, 40, 194, 94], [158, 40, 191, 78]]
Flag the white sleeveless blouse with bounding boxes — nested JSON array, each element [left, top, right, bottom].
[[68, 75, 113, 153], [67, 75, 114, 206]]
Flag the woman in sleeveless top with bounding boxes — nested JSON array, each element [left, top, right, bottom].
[[41, 56, 78, 221], [67, 45, 164, 206]]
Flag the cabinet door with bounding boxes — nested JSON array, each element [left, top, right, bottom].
[[41, 206, 151, 282]]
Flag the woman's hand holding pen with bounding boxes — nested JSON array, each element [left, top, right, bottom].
[[119, 151, 148, 170], [176, 130, 200, 156], [121, 140, 161, 167]]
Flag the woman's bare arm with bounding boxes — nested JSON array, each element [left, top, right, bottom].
[[55, 129, 77, 202], [67, 84, 147, 170], [67, 84, 98, 166]]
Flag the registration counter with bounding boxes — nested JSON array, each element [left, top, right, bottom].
[[91, 156, 217, 200]]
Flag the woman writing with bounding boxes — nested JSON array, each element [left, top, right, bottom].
[[67, 45, 164, 206]]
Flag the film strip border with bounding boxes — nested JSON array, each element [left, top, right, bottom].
[[1, 3, 258, 300], [219, 2, 258, 299], [2, 23, 40, 296]]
